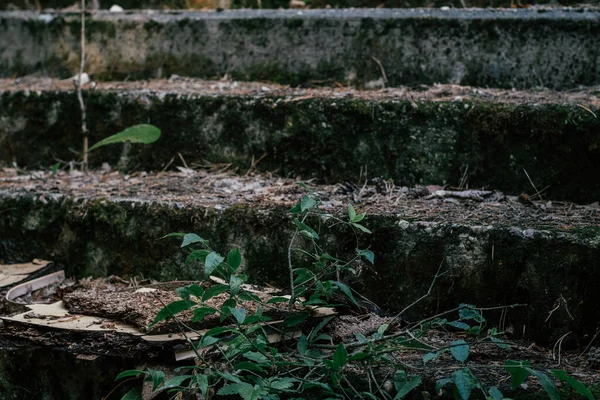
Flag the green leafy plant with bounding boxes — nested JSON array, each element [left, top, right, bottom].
[[113, 185, 596, 400]]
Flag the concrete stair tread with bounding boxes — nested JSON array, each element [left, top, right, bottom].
[[1, 168, 599, 230], [2, 78, 600, 106]]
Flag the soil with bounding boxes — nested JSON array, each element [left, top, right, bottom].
[[1, 77, 600, 107], [1, 167, 598, 230]]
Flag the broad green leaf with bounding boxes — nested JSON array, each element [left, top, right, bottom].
[[120, 387, 142, 400], [526, 368, 560, 400], [436, 378, 453, 392], [297, 334, 309, 355], [504, 360, 530, 388], [267, 296, 290, 304], [188, 284, 204, 298], [308, 316, 334, 343], [356, 248, 374, 264], [196, 374, 208, 395], [490, 335, 511, 351], [202, 284, 229, 302], [377, 323, 389, 336], [301, 195, 317, 212], [145, 369, 165, 390], [238, 291, 262, 303], [89, 124, 161, 152], [192, 307, 217, 322], [229, 275, 243, 296], [550, 369, 595, 400], [394, 370, 408, 391], [227, 248, 242, 271], [186, 250, 210, 265], [204, 252, 224, 275], [489, 386, 504, 400], [353, 213, 366, 223], [234, 361, 266, 373], [149, 300, 195, 329], [329, 280, 358, 306], [394, 376, 421, 399], [332, 343, 347, 370], [176, 286, 190, 300], [290, 202, 302, 214], [348, 352, 370, 361], [231, 307, 246, 325], [453, 368, 474, 400], [446, 321, 470, 331], [352, 222, 372, 234], [116, 370, 146, 381], [423, 351, 439, 364], [450, 339, 470, 363], [459, 304, 486, 323], [294, 219, 319, 240], [348, 204, 356, 221], [244, 351, 269, 364], [204, 326, 233, 337], [467, 326, 482, 335], [162, 375, 192, 389], [181, 233, 205, 248], [197, 335, 220, 348]]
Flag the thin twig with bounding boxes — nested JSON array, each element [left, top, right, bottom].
[[552, 331, 571, 367], [579, 328, 600, 357], [371, 56, 388, 86], [390, 258, 447, 324], [76, 0, 88, 170], [577, 104, 597, 118], [523, 168, 542, 201]]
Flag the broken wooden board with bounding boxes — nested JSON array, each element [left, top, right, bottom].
[[0, 259, 53, 288]]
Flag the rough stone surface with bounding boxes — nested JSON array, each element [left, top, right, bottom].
[[1, 170, 599, 346], [1, 80, 599, 202], [2, 9, 600, 88]]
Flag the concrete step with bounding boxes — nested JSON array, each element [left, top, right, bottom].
[[1, 169, 599, 346], [1, 78, 599, 202], [2, 9, 600, 88], [3, 0, 599, 10]]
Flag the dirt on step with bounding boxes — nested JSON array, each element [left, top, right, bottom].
[[1, 77, 599, 107]]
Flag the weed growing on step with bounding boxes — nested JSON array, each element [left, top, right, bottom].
[[113, 185, 595, 400]]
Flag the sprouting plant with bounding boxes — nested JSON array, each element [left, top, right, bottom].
[[87, 124, 161, 153], [113, 185, 596, 400]]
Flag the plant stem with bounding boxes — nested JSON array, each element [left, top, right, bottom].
[[76, 0, 88, 171]]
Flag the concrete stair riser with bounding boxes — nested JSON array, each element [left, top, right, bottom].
[[1, 88, 599, 202], [2, 9, 600, 88], [1, 191, 599, 346]]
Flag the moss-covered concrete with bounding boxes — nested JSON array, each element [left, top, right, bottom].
[[2, 9, 600, 88], [1, 89, 599, 202], [1, 191, 599, 347]]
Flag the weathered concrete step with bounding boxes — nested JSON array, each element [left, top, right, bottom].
[[2, 9, 600, 88], [1, 169, 599, 346], [1, 79, 599, 202], [3, 0, 599, 10]]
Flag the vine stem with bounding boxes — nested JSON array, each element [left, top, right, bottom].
[[287, 212, 310, 312]]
